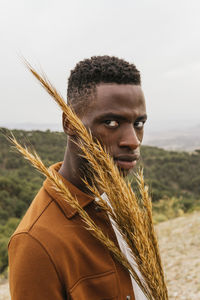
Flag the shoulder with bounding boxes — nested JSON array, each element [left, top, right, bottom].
[[8, 232, 67, 300], [8, 183, 85, 264], [11, 184, 66, 237], [9, 184, 71, 261]]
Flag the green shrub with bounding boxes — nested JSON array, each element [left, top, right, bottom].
[[0, 218, 20, 274], [153, 197, 185, 223]]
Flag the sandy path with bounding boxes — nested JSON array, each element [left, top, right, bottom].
[[0, 281, 10, 300], [157, 211, 200, 299]]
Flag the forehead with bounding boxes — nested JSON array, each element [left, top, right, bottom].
[[90, 83, 146, 116]]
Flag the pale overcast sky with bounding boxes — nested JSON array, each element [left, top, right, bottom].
[[0, 0, 200, 132]]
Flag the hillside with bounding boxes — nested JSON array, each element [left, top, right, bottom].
[[1, 212, 199, 300], [0, 128, 200, 275]]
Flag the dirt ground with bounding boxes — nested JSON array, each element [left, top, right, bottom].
[[0, 211, 199, 300], [0, 280, 10, 300], [157, 211, 200, 299]]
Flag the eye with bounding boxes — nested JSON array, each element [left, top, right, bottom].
[[134, 121, 145, 129], [104, 120, 119, 128]]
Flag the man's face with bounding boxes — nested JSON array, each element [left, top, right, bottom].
[[80, 83, 147, 175]]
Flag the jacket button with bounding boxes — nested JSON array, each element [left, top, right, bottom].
[[126, 296, 131, 300], [95, 205, 102, 212]]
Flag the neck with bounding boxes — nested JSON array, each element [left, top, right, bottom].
[[58, 144, 96, 195]]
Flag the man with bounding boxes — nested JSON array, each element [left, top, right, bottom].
[[9, 56, 147, 299]]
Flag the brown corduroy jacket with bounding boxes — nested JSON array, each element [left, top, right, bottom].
[[8, 162, 135, 300]]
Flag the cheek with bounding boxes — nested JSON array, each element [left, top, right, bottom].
[[92, 128, 117, 148], [138, 130, 144, 142]]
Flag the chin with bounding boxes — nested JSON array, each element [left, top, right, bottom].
[[118, 167, 134, 178]]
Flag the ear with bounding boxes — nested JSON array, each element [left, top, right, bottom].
[[62, 112, 74, 136]]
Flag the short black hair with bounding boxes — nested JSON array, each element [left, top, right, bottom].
[[67, 55, 141, 115]]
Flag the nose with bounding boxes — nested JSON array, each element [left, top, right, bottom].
[[118, 125, 141, 150]]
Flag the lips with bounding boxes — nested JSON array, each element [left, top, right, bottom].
[[114, 154, 140, 170]]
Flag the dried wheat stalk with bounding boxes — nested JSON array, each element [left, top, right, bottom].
[[15, 61, 168, 299], [81, 149, 168, 299], [7, 134, 152, 299]]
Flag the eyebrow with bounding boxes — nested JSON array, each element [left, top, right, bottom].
[[96, 112, 148, 121], [136, 114, 148, 121]]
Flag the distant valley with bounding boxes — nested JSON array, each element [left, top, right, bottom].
[[143, 123, 200, 151]]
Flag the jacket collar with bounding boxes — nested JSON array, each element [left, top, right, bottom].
[[43, 162, 94, 219]]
